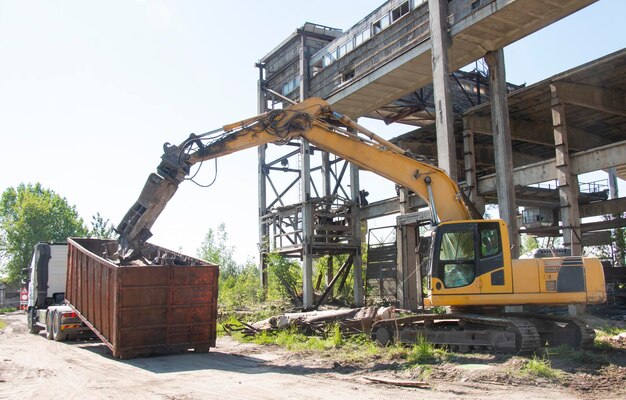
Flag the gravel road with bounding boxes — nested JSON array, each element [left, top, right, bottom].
[[0, 311, 579, 400]]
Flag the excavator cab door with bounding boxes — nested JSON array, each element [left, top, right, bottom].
[[430, 220, 511, 297]]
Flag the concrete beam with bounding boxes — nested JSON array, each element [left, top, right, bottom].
[[360, 187, 626, 222], [552, 81, 626, 117], [580, 197, 626, 218], [396, 137, 544, 167], [361, 195, 427, 220], [465, 115, 612, 151], [582, 218, 626, 233], [477, 140, 626, 194], [582, 231, 613, 247]]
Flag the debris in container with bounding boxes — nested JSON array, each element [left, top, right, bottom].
[[224, 306, 395, 337], [98, 240, 203, 267]]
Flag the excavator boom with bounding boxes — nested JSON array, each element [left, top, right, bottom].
[[116, 97, 470, 257]]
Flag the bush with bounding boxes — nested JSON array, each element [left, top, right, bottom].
[[218, 261, 264, 309], [522, 355, 558, 379], [266, 253, 301, 303], [405, 335, 447, 365]]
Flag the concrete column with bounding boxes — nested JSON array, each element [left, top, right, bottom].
[[397, 188, 419, 310], [256, 63, 269, 288], [397, 228, 419, 310], [299, 35, 310, 101], [462, 122, 485, 215], [301, 140, 314, 309], [350, 162, 364, 307], [397, 189, 407, 309], [551, 84, 582, 256], [428, 0, 456, 181], [608, 167, 619, 199], [485, 50, 519, 258]]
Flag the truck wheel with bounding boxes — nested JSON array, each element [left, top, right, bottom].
[[27, 308, 42, 334], [52, 311, 67, 342], [45, 312, 54, 340]]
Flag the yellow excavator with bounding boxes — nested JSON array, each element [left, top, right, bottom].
[[116, 97, 606, 353]]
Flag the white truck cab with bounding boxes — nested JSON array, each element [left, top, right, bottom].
[[26, 242, 91, 341]]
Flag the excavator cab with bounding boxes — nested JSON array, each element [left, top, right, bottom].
[[426, 219, 514, 306]]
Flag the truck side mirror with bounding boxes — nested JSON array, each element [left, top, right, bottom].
[[21, 268, 30, 285]]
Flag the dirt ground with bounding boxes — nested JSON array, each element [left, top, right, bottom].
[[1, 311, 624, 400]]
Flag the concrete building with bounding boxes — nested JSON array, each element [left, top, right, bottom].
[[255, 0, 625, 310]]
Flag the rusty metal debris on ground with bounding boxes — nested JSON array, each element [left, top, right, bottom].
[[223, 306, 395, 337], [362, 376, 430, 389]]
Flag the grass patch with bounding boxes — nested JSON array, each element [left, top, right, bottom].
[[404, 335, 448, 365], [596, 325, 626, 338], [522, 355, 559, 379], [592, 325, 626, 350], [0, 306, 17, 314], [548, 345, 608, 364], [594, 339, 615, 351], [221, 318, 451, 368], [237, 325, 336, 351], [333, 333, 383, 363]]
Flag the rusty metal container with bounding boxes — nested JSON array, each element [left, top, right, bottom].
[[65, 238, 218, 359]]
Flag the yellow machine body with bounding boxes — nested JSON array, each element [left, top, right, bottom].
[[424, 220, 607, 307]]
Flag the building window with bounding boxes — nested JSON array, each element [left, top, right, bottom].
[[337, 42, 346, 59], [342, 69, 355, 82], [372, 14, 390, 35], [391, 1, 410, 22], [322, 51, 336, 67], [337, 39, 354, 60], [412, 0, 427, 9], [354, 28, 371, 47], [282, 77, 300, 95]]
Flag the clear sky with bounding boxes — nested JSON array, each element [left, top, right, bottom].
[[1, 0, 624, 264]]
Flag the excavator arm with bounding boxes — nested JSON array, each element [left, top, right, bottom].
[[116, 97, 471, 258]]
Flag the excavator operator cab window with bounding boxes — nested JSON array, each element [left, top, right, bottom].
[[439, 229, 475, 288], [429, 222, 506, 291], [480, 226, 501, 258]]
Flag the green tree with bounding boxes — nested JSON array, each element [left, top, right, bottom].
[[197, 223, 238, 278], [520, 234, 540, 256], [0, 183, 87, 282], [89, 212, 116, 239], [197, 224, 265, 308], [267, 252, 301, 303], [219, 259, 263, 309]]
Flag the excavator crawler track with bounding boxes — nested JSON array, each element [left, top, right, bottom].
[[371, 313, 541, 354], [503, 312, 596, 349]]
